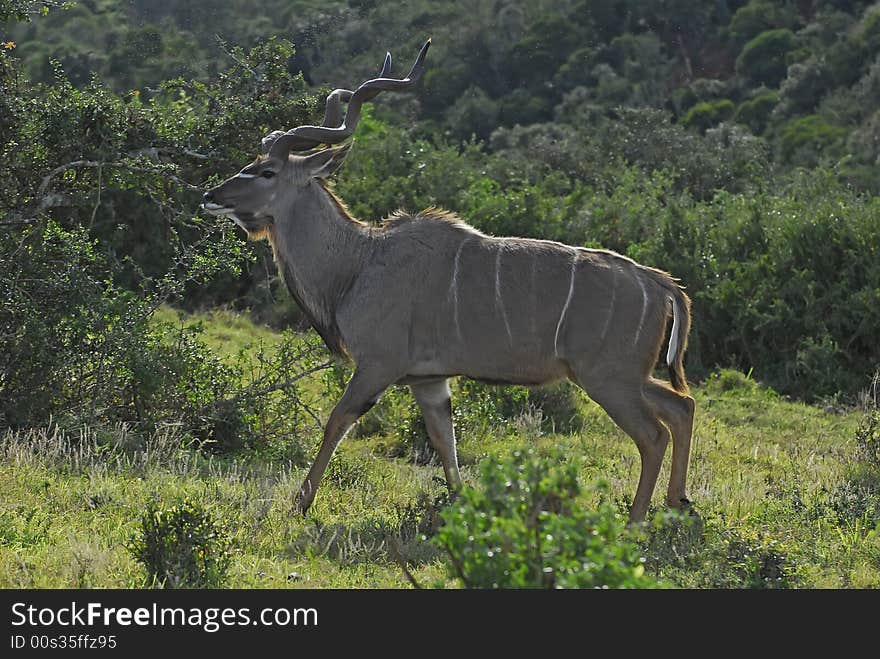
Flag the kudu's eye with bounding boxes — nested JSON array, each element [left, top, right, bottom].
[[261, 170, 276, 179]]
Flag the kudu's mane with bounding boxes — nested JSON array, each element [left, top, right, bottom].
[[317, 182, 368, 228], [379, 207, 467, 230], [319, 182, 471, 235]]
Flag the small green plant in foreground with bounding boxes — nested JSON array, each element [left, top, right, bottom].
[[855, 373, 880, 470], [435, 448, 656, 588], [128, 497, 232, 588]]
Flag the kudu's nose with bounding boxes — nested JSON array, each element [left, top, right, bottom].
[[203, 191, 214, 203]]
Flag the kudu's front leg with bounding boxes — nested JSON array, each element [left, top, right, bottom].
[[295, 370, 388, 514]]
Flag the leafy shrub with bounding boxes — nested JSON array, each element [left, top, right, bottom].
[[727, 1, 798, 47], [825, 37, 868, 88], [452, 380, 530, 436], [642, 511, 795, 588], [631, 171, 880, 399], [128, 497, 232, 588], [527, 383, 584, 434], [703, 369, 765, 396], [859, 6, 880, 58], [680, 99, 735, 132], [777, 57, 832, 115], [855, 373, 880, 471], [498, 88, 552, 127], [672, 78, 733, 116], [507, 14, 581, 86], [451, 380, 582, 438], [735, 90, 778, 134], [778, 114, 848, 166], [435, 448, 657, 588], [446, 86, 500, 141], [0, 222, 126, 427], [736, 29, 797, 87], [0, 219, 324, 454], [826, 470, 880, 525], [581, 107, 769, 199]]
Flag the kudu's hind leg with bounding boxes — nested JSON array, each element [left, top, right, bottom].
[[577, 379, 671, 522], [295, 370, 389, 515], [411, 379, 461, 490], [645, 380, 695, 509]]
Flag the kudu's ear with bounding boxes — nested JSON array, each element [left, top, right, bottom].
[[305, 143, 352, 180]]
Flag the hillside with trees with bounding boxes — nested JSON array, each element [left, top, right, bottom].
[[1, 1, 879, 591]]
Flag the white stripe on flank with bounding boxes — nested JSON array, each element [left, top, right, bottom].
[[598, 262, 618, 343], [529, 254, 538, 337], [634, 269, 650, 346], [554, 253, 577, 357], [667, 296, 680, 366], [237, 173, 257, 179], [495, 247, 513, 344], [449, 238, 469, 341]]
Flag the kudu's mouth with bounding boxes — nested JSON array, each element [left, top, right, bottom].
[[201, 202, 264, 234], [201, 202, 236, 216]]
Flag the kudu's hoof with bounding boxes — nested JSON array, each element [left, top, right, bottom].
[[675, 497, 702, 521]]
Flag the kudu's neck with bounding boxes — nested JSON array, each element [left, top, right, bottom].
[[269, 182, 369, 357]]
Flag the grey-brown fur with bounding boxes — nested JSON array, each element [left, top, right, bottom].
[[204, 146, 695, 522], [201, 42, 694, 522]]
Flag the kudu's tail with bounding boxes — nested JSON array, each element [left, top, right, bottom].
[[665, 284, 692, 394]]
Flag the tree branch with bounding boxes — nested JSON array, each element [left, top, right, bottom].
[[388, 536, 423, 589], [227, 360, 333, 405], [37, 159, 204, 195]]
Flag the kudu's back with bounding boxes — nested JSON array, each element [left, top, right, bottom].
[[342, 210, 683, 390]]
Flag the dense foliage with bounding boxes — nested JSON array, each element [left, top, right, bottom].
[[4, 0, 880, 596], [1, 13, 332, 445], [435, 448, 657, 588], [3, 0, 879, 429], [128, 497, 232, 588]]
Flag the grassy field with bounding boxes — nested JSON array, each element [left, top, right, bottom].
[[2, 310, 878, 588]]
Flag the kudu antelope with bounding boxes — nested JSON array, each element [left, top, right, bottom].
[[202, 40, 695, 522]]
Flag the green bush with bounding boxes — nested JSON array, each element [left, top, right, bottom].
[[0, 222, 125, 427], [0, 36, 334, 452], [0, 221, 324, 455], [446, 86, 500, 141], [498, 88, 553, 128], [736, 29, 797, 86], [778, 114, 848, 165], [859, 7, 880, 56], [855, 373, 880, 471], [642, 511, 795, 588], [630, 169, 880, 399], [672, 78, 733, 116], [727, 0, 798, 47], [680, 99, 735, 132], [735, 91, 778, 134], [435, 448, 657, 589], [128, 497, 232, 588], [703, 369, 765, 396], [777, 58, 832, 115]]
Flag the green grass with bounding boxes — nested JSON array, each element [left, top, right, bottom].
[[152, 306, 285, 362], [2, 311, 878, 588]]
